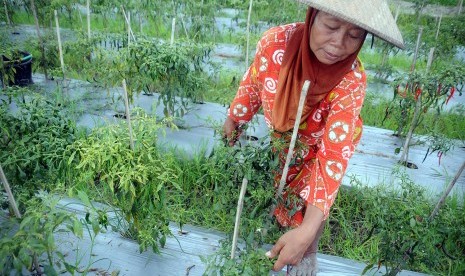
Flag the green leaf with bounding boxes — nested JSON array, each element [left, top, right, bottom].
[[362, 263, 375, 275], [43, 264, 59, 276], [68, 151, 76, 165], [77, 190, 92, 208]]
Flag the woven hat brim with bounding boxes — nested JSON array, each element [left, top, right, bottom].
[[296, 0, 404, 49]]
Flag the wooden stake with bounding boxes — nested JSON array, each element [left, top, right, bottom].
[[245, 0, 253, 69], [435, 15, 442, 40], [121, 6, 136, 43], [426, 15, 442, 72], [54, 10, 65, 79], [127, 11, 131, 45], [170, 17, 176, 45], [122, 79, 135, 150], [426, 48, 435, 72], [30, 0, 48, 80], [410, 27, 423, 72], [458, 0, 463, 14], [231, 177, 248, 259], [430, 161, 465, 220], [1, 164, 42, 274], [3, 0, 10, 27], [87, 0, 91, 40], [0, 164, 21, 218], [275, 80, 310, 198]]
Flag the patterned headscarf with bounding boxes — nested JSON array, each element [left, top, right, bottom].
[[271, 7, 366, 132]]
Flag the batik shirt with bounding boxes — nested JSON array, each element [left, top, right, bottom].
[[227, 23, 366, 226]]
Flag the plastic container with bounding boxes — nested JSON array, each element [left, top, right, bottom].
[[1, 51, 33, 86]]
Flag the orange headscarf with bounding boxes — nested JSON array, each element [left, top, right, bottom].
[[271, 7, 366, 132]]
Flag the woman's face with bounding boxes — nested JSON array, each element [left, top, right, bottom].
[[310, 11, 366, 65]]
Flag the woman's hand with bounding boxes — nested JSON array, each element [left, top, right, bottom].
[[266, 226, 315, 271], [266, 205, 324, 272], [222, 116, 241, 146]]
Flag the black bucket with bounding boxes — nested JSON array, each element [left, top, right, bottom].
[[1, 51, 33, 86]]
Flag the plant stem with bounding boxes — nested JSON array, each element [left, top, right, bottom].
[[399, 93, 422, 165], [122, 79, 135, 150], [231, 177, 248, 259]]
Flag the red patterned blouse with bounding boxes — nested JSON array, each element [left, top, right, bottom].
[[227, 23, 366, 227]]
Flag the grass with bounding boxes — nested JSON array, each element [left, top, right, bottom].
[[361, 93, 465, 141], [1, 87, 464, 275]]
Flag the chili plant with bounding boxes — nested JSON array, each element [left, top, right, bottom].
[[0, 88, 77, 198], [388, 64, 464, 166], [0, 191, 83, 275], [65, 109, 179, 253], [123, 39, 213, 117]]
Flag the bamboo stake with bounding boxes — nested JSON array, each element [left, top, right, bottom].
[[87, 0, 91, 40], [409, 27, 423, 72], [121, 6, 136, 43], [245, 0, 253, 69], [3, 0, 10, 27], [426, 48, 434, 72], [426, 15, 442, 71], [435, 15, 442, 40], [122, 79, 135, 151], [430, 160, 465, 220], [0, 164, 42, 274], [127, 11, 131, 45], [54, 10, 65, 79], [0, 164, 21, 218], [275, 80, 310, 198], [231, 177, 248, 259], [30, 0, 48, 80], [458, 0, 463, 14], [170, 17, 176, 45]]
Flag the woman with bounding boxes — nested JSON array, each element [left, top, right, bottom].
[[223, 0, 403, 274]]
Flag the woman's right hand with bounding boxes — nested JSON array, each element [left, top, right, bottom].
[[222, 116, 241, 147]]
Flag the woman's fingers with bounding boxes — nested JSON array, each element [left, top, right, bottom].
[[266, 239, 287, 271], [222, 117, 241, 146]]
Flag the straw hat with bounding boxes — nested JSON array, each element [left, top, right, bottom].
[[297, 0, 404, 48]]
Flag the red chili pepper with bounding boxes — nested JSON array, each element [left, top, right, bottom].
[[438, 151, 443, 166], [446, 86, 455, 105], [414, 87, 422, 101]]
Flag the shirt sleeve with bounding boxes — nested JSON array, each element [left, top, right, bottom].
[[308, 68, 366, 218], [226, 42, 264, 125]]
